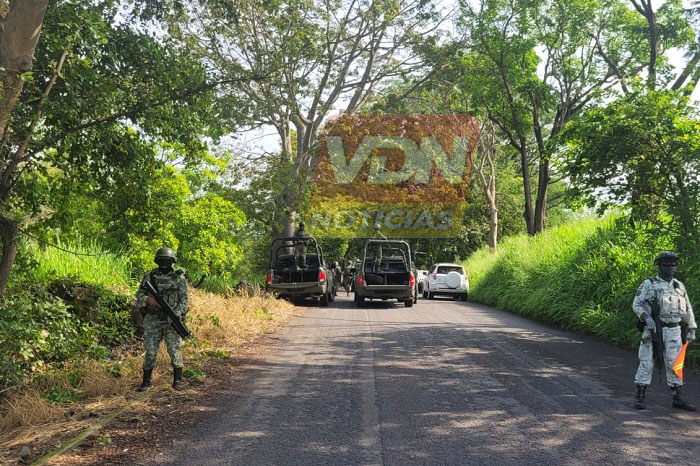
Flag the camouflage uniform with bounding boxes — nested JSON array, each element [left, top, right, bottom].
[[633, 275, 696, 387], [136, 268, 189, 370]]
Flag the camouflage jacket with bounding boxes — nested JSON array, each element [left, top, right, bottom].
[[136, 268, 189, 319], [633, 275, 696, 329]]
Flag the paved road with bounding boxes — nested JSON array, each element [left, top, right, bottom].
[[154, 295, 700, 466]]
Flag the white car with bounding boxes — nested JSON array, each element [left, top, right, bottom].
[[423, 263, 469, 300]]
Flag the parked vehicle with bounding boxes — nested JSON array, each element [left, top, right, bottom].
[[354, 239, 416, 307], [265, 235, 335, 306], [423, 263, 469, 300]]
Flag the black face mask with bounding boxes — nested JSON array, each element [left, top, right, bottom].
[[155, 259, 174, 273], [658, 263, 676, 281]]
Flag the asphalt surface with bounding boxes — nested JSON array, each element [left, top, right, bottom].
[[153, 295, 700, 466]]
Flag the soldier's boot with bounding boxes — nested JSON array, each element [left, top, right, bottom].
[[671, 385, 696, 411], [172, 367, 184, 390], [634, 384, 647, 410], [136, 369, 152, 392]]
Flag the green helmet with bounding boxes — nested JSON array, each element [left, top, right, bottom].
[[653, 251, 679, 266], [155, 247, 177, 263]]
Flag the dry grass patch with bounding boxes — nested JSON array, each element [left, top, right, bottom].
[[189, 288, 296, 351], [0, 289, 297, 464]]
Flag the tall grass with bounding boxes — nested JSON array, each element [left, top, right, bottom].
[[23, 238, 133, 290], [464, 215, 700, 367]]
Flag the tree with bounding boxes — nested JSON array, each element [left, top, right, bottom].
[[162, 0, 441, 236], [458, 0, 635, 235], [561, 90, 700, 260], [0, 0, 50, 294], [474, 120, 500, 251], [0, 0, 249, 294], [368, 79, 529, 258]]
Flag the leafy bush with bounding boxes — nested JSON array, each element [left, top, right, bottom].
[[464, 216, 700, 367], [0, 290, 99, 388], [0, 280, 135, 390]]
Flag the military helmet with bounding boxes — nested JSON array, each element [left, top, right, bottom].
[[653, 251, 679, 266], [154, 247, 177, 263]]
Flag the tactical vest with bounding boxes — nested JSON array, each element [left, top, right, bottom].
[[147, 269, 184, 319], [647, 276, 689, 323]]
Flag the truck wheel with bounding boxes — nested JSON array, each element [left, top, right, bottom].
[[428, 292, 434, 300], [329, 290, 335, 302], [320, 293, 330, 307], [463, 292, 468, 301], [355, 295, 365, 307], [404, 299, 413, 308]]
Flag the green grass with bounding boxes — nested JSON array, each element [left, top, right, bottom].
[[23, 238, 134, 290], [464, 215, 700, 367]]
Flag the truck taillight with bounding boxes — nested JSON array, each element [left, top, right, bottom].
[[358, 273, 364, 287], [319, 269, 326, 284], [409, 272, 415, 287], [266, 272, 272, 285]]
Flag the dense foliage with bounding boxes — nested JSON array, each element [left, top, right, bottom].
[[1, 243, 134, 390], [464, 216, 700, 367]]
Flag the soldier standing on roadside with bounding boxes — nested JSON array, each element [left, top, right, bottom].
[[633, 251, 696, 410], [294, 222, 307, 269], [135, 247, 189, 391]]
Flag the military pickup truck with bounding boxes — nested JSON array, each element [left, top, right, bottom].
[[353, 239, 416, 308], [265, 235, 336, 306]]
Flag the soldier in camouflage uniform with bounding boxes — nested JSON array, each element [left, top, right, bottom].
[[633, 251, 696, 410], [135, 247, 189, 391]]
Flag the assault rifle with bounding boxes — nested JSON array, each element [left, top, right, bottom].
[[649, 294, 664, 376], [143, 280, 191, 339]]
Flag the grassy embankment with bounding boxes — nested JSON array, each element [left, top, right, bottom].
[[464, 216, 700, 367], [0, 240, 295, 460]]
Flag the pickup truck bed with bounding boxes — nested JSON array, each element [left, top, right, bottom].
[[355, 257, 414, 307], [266, 252, 334, 305]]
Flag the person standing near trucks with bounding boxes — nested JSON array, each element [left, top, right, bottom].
[[294, 222, 307, 268], [135, 247, 189, 391], [633, 251, 696, 410]]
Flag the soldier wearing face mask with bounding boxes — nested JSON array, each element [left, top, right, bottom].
[[633, 251, 696, 410], [135, 247, 189, 391]]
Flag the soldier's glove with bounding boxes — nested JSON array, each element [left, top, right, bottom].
[[687, 329, 696, 343], [644, 316, 656, 333], [146, 296, 160, 309]]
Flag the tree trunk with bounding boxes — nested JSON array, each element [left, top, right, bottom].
[[534, 158, 549, 233], [0, 0, 49, 141], [476, 121, 499, 252], [0, 216, 18, 296], [520, 146, 534, 235], [486, 192, 498, 252]]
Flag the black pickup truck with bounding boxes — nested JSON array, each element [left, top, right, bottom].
[[353, 239, 416, 308], [265, 235, 335, 306]]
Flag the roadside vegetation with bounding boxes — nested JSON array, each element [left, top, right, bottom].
[[0, 239, 295, 461], [464, 216, 700, 367]]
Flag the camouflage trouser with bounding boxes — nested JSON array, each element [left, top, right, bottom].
[[635, 325, 683, 387], [143, 313, 183, 370]]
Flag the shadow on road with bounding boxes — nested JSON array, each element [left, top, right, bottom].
[[155, 301, 700, 466]]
